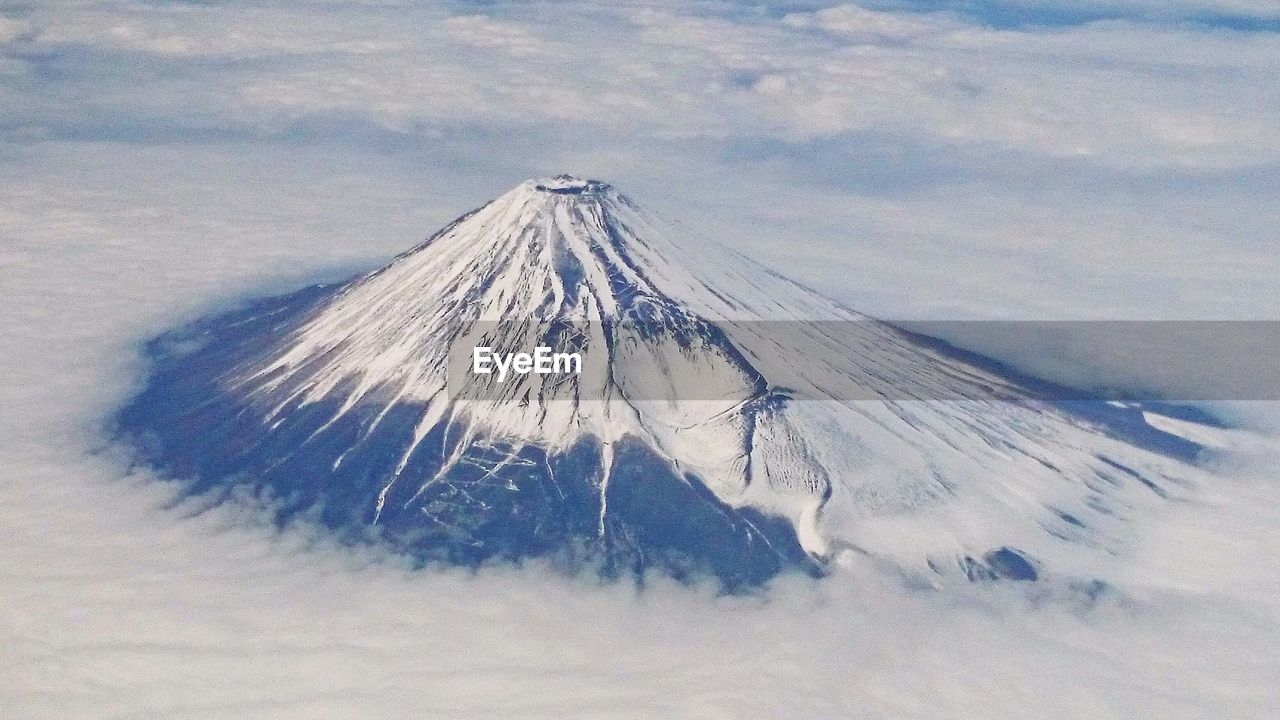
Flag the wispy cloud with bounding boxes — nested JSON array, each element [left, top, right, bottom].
[[7, 1, 1279, 165]]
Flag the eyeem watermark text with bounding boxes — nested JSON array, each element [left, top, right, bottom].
[[471, 346, 582, 382]]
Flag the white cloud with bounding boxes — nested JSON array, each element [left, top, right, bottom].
[[445, 14, 566, 59], [1, 136, 1278, 720], [2, 3, 1280, 716], [8, 1, 1278, 168], [783, 4, 966, 41], [0, 16, 29, 44]]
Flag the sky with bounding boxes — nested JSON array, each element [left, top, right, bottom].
[[2, 1, 1279, 718]]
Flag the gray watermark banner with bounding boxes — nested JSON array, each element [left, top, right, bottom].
[[442, 320, 1280, 402]]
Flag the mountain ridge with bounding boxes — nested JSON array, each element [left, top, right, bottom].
[[115, 175, 1211, 589]]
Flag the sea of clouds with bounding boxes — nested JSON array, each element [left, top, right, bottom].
[[3, 1, 1279, 717]]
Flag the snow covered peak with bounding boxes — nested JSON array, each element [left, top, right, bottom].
[[524, 174, 612, 196], [210, 177, 1205, 580]]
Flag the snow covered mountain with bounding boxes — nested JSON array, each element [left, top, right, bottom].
[[117, 175, 1211, 589]]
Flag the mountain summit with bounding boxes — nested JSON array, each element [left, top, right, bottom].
[[118, 176, 1207, 588]]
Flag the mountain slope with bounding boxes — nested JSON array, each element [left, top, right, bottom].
[[117, 175, 1208, 588]]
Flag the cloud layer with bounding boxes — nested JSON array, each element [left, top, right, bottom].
[[13, 1, 1280, 167], [2, 1, 1279, 717]]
